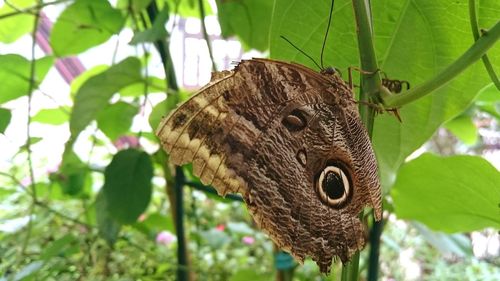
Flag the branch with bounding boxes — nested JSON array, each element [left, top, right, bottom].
[[198, 0, 217, 71], [468, 0, 499, 89], [383, 20, 500, 107]]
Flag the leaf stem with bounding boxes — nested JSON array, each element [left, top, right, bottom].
[[198, 0, 217, 71], [20, 1, 41, 256], [0, 0, 69, 20], [468, 0, 499, 89], [383, 20, 500, 107]]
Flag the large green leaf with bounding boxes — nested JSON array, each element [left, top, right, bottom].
[[50, 0, 125, 56], [0, 55, 54, 104], [0, 108, 11, 133], [391, 154, 500, 233], [0, 0, 35, 43], [70, 65, 109, 97], [216, 0, 272, 51], [97, 101, 139, 141], [269, 0, 500, 189], [103, 149, 153, 224], [69, 57, 142, 139]]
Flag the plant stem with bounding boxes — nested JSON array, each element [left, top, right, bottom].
[[175, 167, 188, 281], [352, 0, 380, 135], [350, 0, 382, 280], [185, 181, 244, 202], [0, 0, 69, 20], [367, 218, 384, 281], [20, 1, 41, 256], [383, 20, 500, 107], [198, 0, 217, 71], [468, 0, 499, 89]]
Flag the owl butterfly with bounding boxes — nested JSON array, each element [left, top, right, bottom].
[[156, 58, 382, 273]]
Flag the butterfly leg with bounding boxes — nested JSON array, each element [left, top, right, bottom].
[[347, 66, 380, 89]]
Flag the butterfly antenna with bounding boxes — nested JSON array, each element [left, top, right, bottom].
[[280, 35, 322, 70], [320, 0, 335, 69]]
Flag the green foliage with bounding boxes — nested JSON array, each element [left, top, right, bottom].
[[392, 153, 500, 232], [103, 149, 153, 224], [32, 107, 70, 125], [216, 0, 272, 51], [97, 101, 139, 141], [130, 5, 170, 45], [444, 114, 478, 145], [269, 0, 500, 189], [69, 57, 142, 138], [0, 54, 53, 103], [0, 107, 11, 133], [50, 0, 125, 56], [1, 0, 499, 280], [0, 0, 35, 43]]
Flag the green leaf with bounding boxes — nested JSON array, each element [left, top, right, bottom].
[[476, 83, 500, 104], [392, 153, 500, 232], [103, 149, 153, 224], [120, 76, 167, 97], [444, 114, 478, 145], [32, 107, 70, 125], [0, 108, 11, 133], [70, 65, 109, 97], [0, 0, 35, 43], [475, 83, 500, 119], [269, 0, 500, 189], [97, 101, 139, 141], [50, 0, 125, 56], [55, 151, 89, 196], [40, 234, 77, 260], [130, 5, 169, 45], [0, 55, 54, 104], [69, 57, 142, 139], [216, 0, 272, 51], [95, 190, 121, 245]]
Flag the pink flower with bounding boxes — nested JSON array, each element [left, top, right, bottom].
[[215, 224, 225, 231], [242, 236, 255, 245], [114, 136, 140, 150], [138, 214, 147, 222], [156, 231, 176, 245]]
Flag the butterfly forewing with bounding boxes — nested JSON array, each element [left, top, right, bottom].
[[156, 59, 382, 273]]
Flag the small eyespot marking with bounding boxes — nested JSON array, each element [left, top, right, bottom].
[[282, 109, 307, 131]]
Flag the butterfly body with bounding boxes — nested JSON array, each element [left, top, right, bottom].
[[157, 58, 382, 273]]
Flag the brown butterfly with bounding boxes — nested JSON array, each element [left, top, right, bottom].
[[156, 58, 382, 273]]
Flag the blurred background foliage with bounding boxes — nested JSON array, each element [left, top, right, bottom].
[[0, 0, 499, 280]]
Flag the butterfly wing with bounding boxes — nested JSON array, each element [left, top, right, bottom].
[[156, 59, 382, 273]]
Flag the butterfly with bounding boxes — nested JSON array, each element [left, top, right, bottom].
[[156, 58, 382, 273]]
